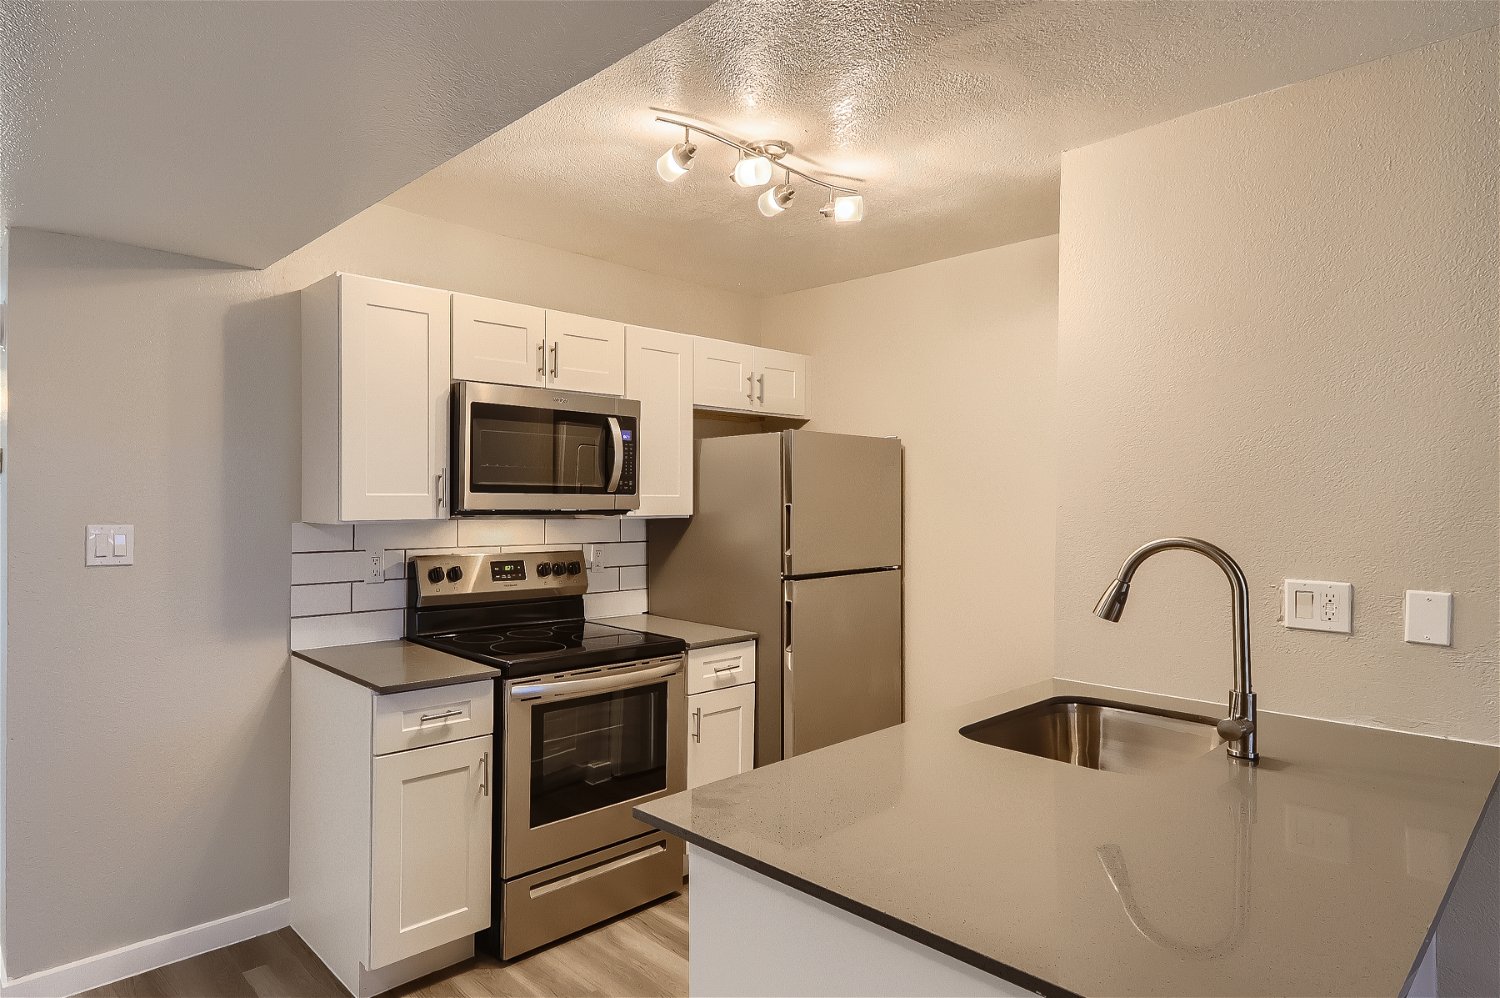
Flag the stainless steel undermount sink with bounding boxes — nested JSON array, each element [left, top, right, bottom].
[[960, 698, 1224, 774]]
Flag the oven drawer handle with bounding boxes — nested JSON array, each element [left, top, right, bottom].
[[527, 841, 668, 899], [510, 660, 681, 700]]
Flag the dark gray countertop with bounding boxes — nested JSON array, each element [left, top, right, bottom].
[[599, 613, 756, 649], [637, 678, 1499, 998], [293, 641, 498, 694]]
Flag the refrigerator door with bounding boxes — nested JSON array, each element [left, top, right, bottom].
[[784, 431, 902, 577], [784, 569, 903, 758]]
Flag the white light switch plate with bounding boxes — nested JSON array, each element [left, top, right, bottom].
[[1283, 579, 1353, 633], [1404, 591, 1453, 646], [85, 524, 134, 566]]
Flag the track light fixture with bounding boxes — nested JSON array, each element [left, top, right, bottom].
[[653, 115, 864, 223]]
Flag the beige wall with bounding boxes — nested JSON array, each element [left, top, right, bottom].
[[1, 204, 758, 977], [1055, 29, 1498, 743], [760, 237, 1059, 719]]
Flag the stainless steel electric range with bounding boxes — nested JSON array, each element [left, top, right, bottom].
[[406, 547, 686, 960]]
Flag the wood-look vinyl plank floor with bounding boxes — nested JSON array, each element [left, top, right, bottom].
[[80, 891, 688, 998]]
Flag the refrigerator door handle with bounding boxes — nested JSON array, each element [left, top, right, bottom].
[[783, 502, 793, 575]]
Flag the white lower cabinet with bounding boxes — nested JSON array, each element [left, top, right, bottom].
[[292, 663, 494, 997], [688, 683, 756, 789], [369, 738, 492, 969]]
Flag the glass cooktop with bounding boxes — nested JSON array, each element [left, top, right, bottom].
[[415, 619, 685, 677]]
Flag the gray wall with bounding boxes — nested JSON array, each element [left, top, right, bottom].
[[1054, 28, 1498, 744], [1, 205, 757, 977]]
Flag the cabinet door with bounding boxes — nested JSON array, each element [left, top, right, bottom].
[[452, 293, 545, 387], [338, 275, 450, 521], [545, 311, 625, 396], [687, 685, 755, 790], [693, 338, 757, 412], [753, 347, 810, 418], [625, 326, 694, 517], [369, 736, 492, 969]]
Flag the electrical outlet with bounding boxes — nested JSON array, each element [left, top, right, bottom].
[[1284, 579, 1353, 634], [361, 549, 385, 585]]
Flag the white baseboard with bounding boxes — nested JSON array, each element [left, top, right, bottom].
[[0, 898, 290, 998]]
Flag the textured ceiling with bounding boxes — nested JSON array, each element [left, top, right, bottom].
[[386, 0, 1499, 296], [0, 0, 710, 267]]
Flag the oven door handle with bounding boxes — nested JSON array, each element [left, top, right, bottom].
[[509, 659, 680, 702], [605, 416, 625, 493]]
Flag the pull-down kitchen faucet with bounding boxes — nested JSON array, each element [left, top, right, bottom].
[[1093, 538, 1259, 763]]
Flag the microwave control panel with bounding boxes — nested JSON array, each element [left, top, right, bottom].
[[619, 425, 636, 493], [411, 549, 587, 604]]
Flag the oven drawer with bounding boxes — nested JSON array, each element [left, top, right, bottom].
[[685, 640, 757, 696], [373, 681, 495, 755], [497, 832, 683, 959]]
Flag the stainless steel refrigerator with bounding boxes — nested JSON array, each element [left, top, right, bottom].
[[647, 430, 903, 767]]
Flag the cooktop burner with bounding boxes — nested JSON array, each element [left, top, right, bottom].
[[413, 618, 685, 677]]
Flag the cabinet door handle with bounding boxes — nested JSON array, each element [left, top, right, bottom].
[[536, 341, 546, 379], [746, 373, 755, 402], [419, 708, 464, 724], [756, 373, 765, 403], [479, 751, 490, 797], [435, 471, 446, 511], [550, 341, 560, 380], [691, 706, 702, 743]]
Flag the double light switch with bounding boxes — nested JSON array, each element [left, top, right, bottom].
[[85, 524, 134, 566]]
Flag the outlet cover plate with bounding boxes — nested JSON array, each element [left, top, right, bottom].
[[1284, 579, 1353, 634]]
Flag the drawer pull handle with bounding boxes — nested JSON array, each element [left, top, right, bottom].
[[418, 708, 464, 725], [711, 663, 741, 673]]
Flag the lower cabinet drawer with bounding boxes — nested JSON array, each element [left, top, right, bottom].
[[373, 680, 494, 755], [685, 640, 756, 696], [497, 832, 683, 959]]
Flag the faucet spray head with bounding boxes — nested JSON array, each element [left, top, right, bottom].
[[1093, 578, 1130, 622]]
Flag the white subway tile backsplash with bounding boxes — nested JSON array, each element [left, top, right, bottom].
[[544, 518, 622, 544], [291, 609, 404, 651], [585, 590, 648, 619], [354, 521, 458, 553], [291, 583, 352, 618], [457, 518, 547, 547], [292, 522, 354, 553], [292, 551, 365, 585], [586, 567, 621, 593], [352, 579, 408, 613], [290, 516, 650, 646], [595, 542, 646, 568]]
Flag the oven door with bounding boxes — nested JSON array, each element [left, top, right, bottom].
[[455, 381, 639, 514], [502, 656, 685, 878]]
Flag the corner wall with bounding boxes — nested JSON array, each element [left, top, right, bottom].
[[1055, 28, 1498, 743], [0, 205, 758, 979], [760, 237, 1059, 718]]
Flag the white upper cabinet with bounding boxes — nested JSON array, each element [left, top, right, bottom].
[[752, 347, 810, 418], [693, 338, 757, 410], [626, 326, 694, 518], [451, 293, 545, 387], [693, 337, 812, 418], [545, 310, 626, 396], [302, 273, 450, 523]]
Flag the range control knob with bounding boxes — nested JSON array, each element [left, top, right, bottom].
[[426, 566, 445, 584], [567, 561, 582, 576], [446, 566, 464, 583], [537, 562, 552, 578], [551, 561, 567, 577]]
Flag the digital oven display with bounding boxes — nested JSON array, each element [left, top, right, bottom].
[[490, 560, 527, 582]]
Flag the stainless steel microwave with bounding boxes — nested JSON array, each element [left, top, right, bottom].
[[452, 381, 640, 515]]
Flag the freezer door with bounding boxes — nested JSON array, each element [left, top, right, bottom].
[[784, 431, 902, 576], [784, 569, 903, 758]]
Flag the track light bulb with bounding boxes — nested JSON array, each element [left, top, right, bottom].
[[732, 154, 773, 187], [822, 193, 864, 223], [656, 141, 697, 182], [758, 183, 795, 217]]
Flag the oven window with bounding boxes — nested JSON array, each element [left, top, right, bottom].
[[530, 681, 668, 828], [469, 405, 610, 494]]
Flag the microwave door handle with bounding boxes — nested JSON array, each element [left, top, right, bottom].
[[606, 416, 624, 493]]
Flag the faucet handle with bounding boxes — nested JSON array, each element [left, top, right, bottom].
[[1216, 716, 1255, 740]]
